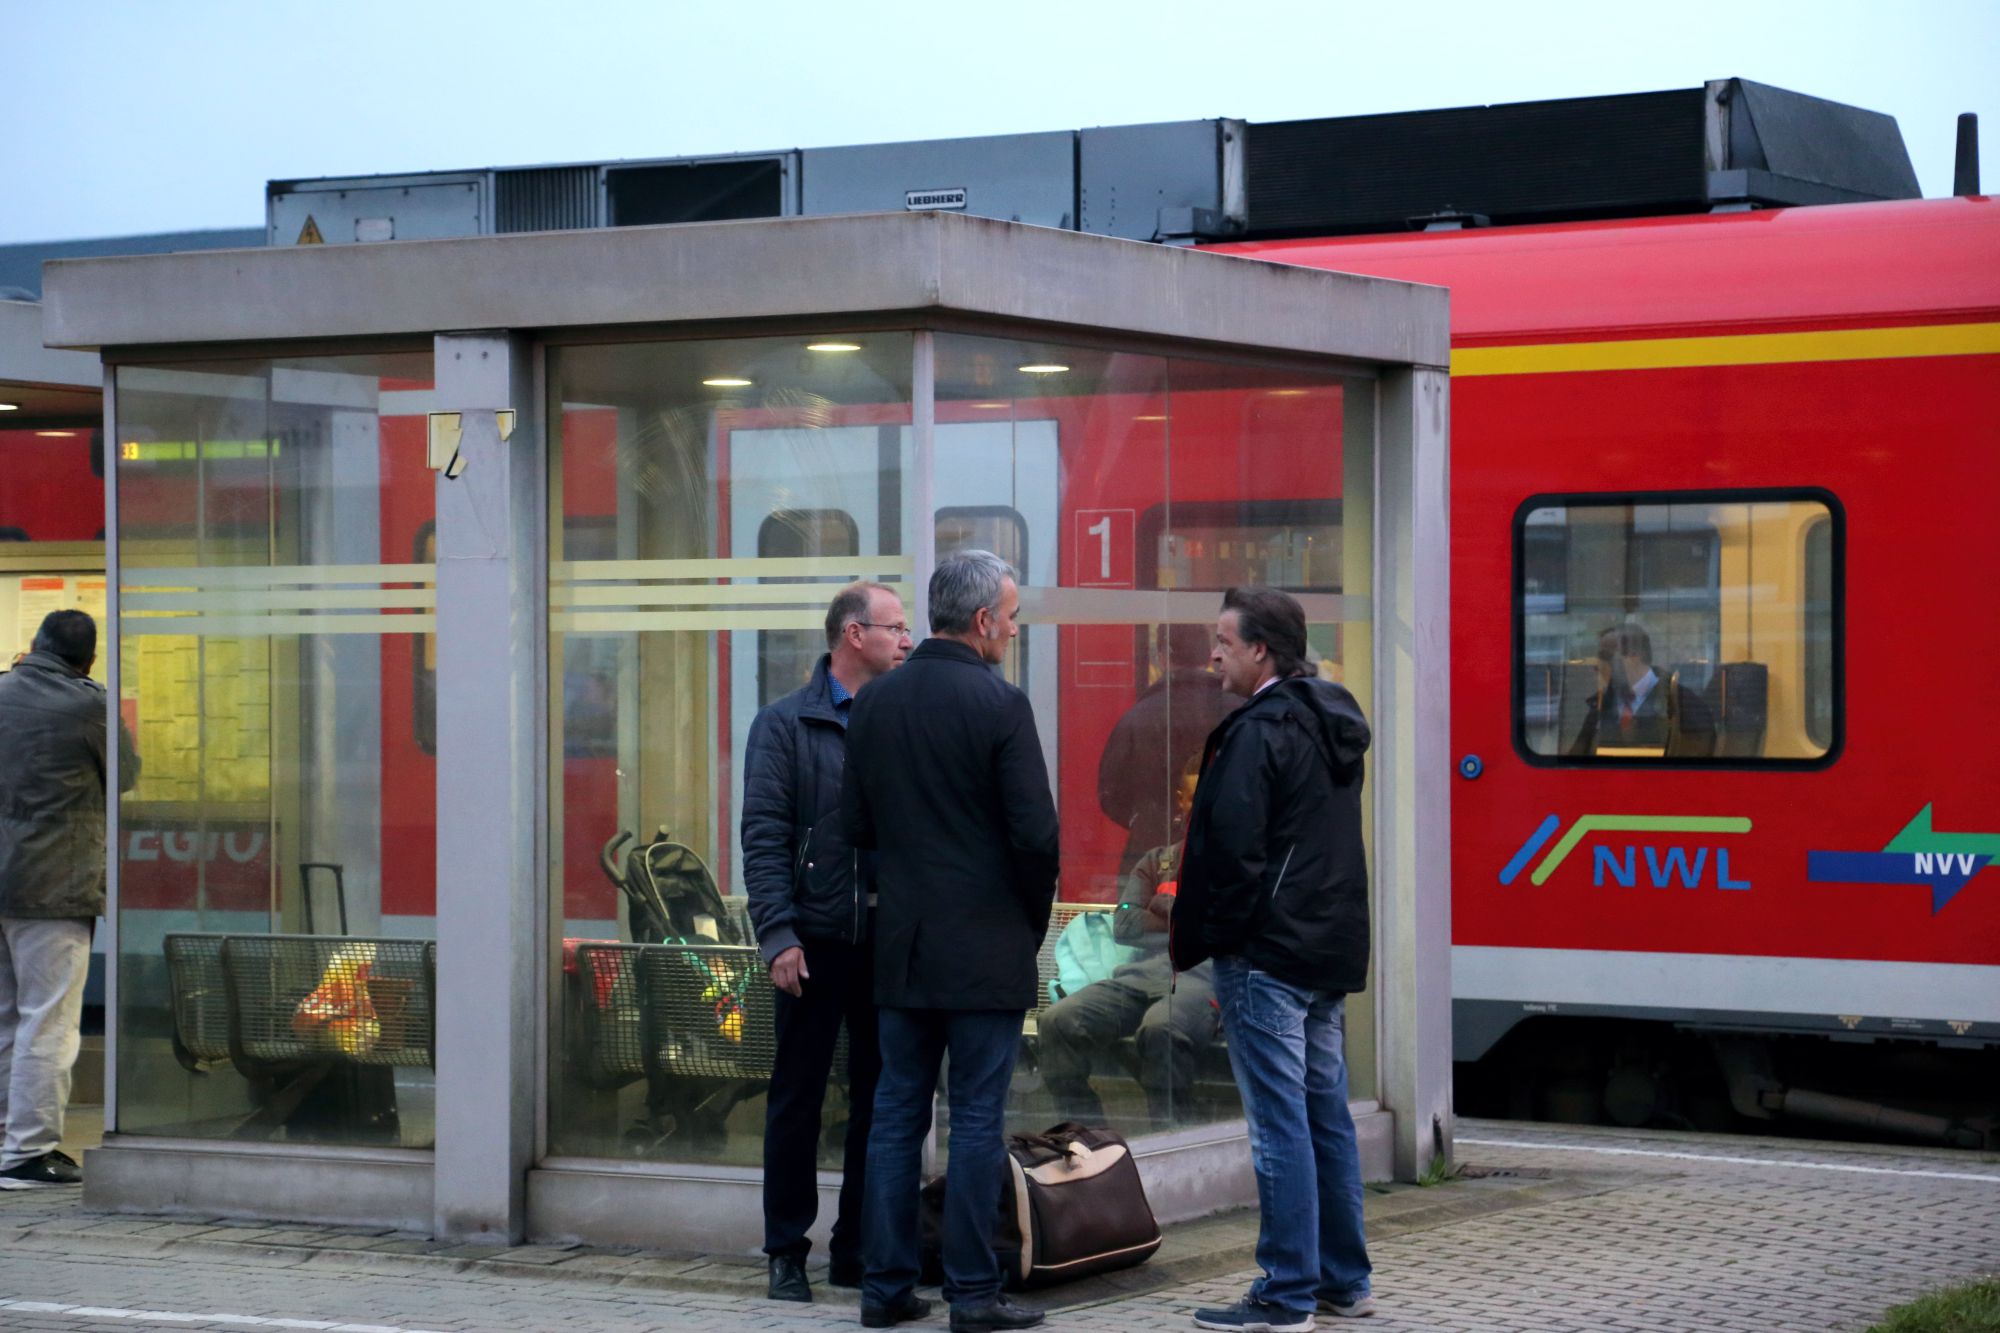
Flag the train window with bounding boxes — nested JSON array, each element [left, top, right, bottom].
[[757, 508, 860, 707], [936, 505, 1028, 687], [1515, 491, 1840, 766]]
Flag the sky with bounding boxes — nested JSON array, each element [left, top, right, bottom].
[[2, 0, 1995, 245]]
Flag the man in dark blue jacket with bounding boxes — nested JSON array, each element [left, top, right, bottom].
[[1171, 587, 1376, 1331], [742, 582, 911, 1301], [844, 550, 1059, 1333]]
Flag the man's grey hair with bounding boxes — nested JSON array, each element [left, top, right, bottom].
[[929, 550, 1017, 636]]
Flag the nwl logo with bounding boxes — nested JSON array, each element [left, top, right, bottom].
[[1501, 814, 1752, 888], [1593, 845, 1752, 890]]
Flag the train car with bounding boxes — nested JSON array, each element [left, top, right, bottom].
[[1214, 196, 2000, 1142]]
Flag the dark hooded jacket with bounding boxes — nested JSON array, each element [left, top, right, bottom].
[[1169, 674, 1371, 994], [0, 651, 140, 920]]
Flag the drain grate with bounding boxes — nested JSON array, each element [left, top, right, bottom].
[[1455, 1165, 1553, 1180]]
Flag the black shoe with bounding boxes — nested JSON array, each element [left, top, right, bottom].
[[862, 1292, 934, 1327], [0, 1150, 82, 1190], [950, 1294, 1043, 1332], [829, 1256, 866, 1289], [768, 1253, 812, 1302]]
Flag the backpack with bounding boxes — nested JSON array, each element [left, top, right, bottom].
[[1050, 910, 1141, 1004]]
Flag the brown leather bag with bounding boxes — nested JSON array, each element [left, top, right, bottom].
[[996, 1122, 1163, 1287], [921, 1121, 1163, 1289]]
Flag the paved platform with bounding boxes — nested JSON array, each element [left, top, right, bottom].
[[3, 1117, 1995, 1331]]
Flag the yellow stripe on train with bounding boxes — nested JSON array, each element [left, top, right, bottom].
[[1451, 321, 2000, 377]]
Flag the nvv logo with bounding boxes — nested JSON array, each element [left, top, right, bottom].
[[1500, 814, 1753, 890], [1808, 804, 1997, 915]]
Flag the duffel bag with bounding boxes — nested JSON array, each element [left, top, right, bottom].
[[921, 1121, 1162, 1289]]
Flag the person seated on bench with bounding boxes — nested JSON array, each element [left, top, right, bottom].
[[1039, 760, 1218, 1131], [1566, 622, 1715, 758]]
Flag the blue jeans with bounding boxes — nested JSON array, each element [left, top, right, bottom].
[[1211, 955, 1372, 1315], [862, 1006, 1023, 1307]]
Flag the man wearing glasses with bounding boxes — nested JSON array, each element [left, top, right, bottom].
[[743, 582, 912, 1301]]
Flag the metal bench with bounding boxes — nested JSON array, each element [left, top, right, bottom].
[[163, 932, 435, 1138]]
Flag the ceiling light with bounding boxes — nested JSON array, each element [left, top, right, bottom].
[[806, 342, 862, 353], [969, 401, 1010, 410], [0, 402, 18, 411], [1133, 414, 1167, 422], [1017, 364, 1069, 375], [1268, 389, 1310, 397], [35, 430, 78, 437], [702, 377, 753, 388]]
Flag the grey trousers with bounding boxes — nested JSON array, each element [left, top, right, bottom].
[[1037, 967, 1220, 1128], [0, 916, 91, 1167]]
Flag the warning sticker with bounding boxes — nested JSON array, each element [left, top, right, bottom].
[[296, 215, 324, 245]]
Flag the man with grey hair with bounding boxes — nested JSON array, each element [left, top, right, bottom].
[[843, 550, 1059, 1332], [743, 581, 911, 1300]]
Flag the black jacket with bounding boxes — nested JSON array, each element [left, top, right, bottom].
[[0, 651, 140, 919], [740, 655, 869, 964], [1170, 675, 1371, 994], [842, 638, 1060, 1011]]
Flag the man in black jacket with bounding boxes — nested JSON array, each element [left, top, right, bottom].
[[742, 582, 911, 1301], [844, 550, 1059, 1333], [1171, 588, 1375, 1331]]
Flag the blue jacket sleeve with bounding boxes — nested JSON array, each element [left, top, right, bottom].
[[740, 704, 802, 964]]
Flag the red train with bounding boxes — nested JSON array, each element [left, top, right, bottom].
[[1214, 196, 2000, 1139]]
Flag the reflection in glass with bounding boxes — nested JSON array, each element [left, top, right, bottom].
[[114, 351, 438, 1146], [933, 333, 1377, 1142], [547, 335, 914, 1164]]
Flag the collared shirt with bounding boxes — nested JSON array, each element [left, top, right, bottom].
[[1626, 668, 1659, 716], [1252, 674, 1281, 697], [827, 668, 854, 727]]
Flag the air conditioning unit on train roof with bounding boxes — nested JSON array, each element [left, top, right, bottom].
[[262, 78, 1919, 250], [1242, 78, 1921, 238]]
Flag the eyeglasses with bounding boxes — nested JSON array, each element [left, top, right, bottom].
[[856, 621, 913, 637]]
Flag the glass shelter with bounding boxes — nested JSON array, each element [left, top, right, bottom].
[[42, 213, 1451, 1246]]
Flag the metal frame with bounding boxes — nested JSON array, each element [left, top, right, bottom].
[[56, 212, 1452, 1239]]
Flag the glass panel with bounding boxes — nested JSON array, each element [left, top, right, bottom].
[[113, 350, 438, 1146], [932, 332, 1377, 1146], [547, 333, 914, 1163], [1516, 495, 1838, 762]]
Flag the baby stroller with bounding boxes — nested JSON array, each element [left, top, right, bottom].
[[597, 828, 755, 1152]]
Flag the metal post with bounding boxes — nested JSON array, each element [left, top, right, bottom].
[[101, 362, 122, 1132], [910, 331, 937, 635], [1373, 364, 1453, 1182], [431, 332, 544, 1241]]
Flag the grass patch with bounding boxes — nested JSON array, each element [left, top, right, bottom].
[[1416, 1154, 1459, 1188], [1868, 1278, 2000, 1333]]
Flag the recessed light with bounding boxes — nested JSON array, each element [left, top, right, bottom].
[[35, 430, 78, 437], [806, 342, 862, 353], [0, 402, 18, 411], [1017, 364, 1069, 375], [702, 377, 754, 388]]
